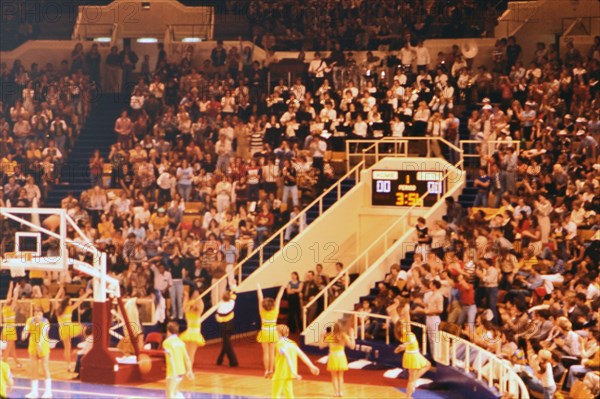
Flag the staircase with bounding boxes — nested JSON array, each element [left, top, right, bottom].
[[240, 176, 356, 279], [45, 93, 125, 207]]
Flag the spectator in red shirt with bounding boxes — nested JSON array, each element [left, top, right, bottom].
[[255, 203, 274, 243], [455, 273, 477, 331]]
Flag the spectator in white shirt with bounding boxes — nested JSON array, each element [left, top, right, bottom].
[[414, 40, 431, 72], [309, 134, 327, 172], [390, 115, 405, 137], [308, 52, 328, 88], [157, 168, 176, 203], [130, 89, 145, 113], [319, 101, 337, 122], [291, 78, 306, 100], [360, 91, 376, 113], [399, 42, 415, 71], [23, 175, 41, 203], [353, 114, 368, 138], [215, 135, 232, 174], [570, 200, 586, 226], [42, 139, 63, 163]]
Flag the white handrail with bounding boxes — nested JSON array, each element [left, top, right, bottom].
[[331, 311, 529, 399], [197, 161, 365, 323], [346, 137, 464, 171], [460, 139, 521, 159], [345, 138, 409, 171]]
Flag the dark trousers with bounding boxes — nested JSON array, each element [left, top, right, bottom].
[[217, 320, 238, 366], [74, 353, 84, 377], [312, 156, 324, 173], [485, 286, 500, 324]]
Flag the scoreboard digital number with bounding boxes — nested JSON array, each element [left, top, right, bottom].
[[371, 170, 445, 207]]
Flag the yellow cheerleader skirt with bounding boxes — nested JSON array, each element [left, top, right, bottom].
[[327, 351, 348, 372], [257, 326, 278, 343], [28, 341, 51, 358], [59, 323, 82, 341], [402, 351, 429, 370], [1, 326, 17, 342], [180, 329, 206, 346]]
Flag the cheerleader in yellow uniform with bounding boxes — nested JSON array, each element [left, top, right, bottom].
[[272, 325, 320, 399], [0, 357, 14, 399], [163, 321, 194, 399], [394, 326, 431, 399], [53, 285, 90, 372], [179, 289, 206, 367], [319, 322, 356, 397], [1, 281, 22, 368], [257, 284, 286, 377], [22, 306, 53, 398]]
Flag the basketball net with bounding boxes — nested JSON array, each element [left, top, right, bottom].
[[7, 252, 30, 278]]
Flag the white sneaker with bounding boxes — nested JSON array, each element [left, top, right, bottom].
[[175, 392, 185, 399], [25, 391, 39, 399], [41, 391, 52, 399]]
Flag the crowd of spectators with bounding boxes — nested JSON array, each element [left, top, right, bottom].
[[2, 22, 600, 398], [0, 49, 94, 206], [343, 36, 600, 398], [248, 0, 502, 51]]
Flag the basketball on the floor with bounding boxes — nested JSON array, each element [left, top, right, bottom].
[[138, 354, 152, 374]]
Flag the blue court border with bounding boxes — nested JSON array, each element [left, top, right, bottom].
[[11, 377, 267, 399]]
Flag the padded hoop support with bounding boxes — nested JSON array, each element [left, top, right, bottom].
[[80, 301, 116, 384]]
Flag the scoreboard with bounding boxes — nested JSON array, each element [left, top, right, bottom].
[[371, 170, 445, 207]]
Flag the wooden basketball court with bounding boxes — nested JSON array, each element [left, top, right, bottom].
[[8, 357, 406, 398]]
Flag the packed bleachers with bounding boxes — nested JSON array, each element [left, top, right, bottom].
[[1, 16, 600, 398], [0, 50, 94, 206]]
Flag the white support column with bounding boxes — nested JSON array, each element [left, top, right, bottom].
[[59, 209, 67, 270]]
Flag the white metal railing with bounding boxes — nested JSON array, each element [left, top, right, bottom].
[[330, 311, 529, 399], [0, 297, 155, 326], [460, 139, 521, 163], [329, 312, 427, 353], [301, 161, 462, 331], [346, 137, 464, 172], [444, 330, 530, 399], [345, 138, 409, 170], [198, 161, 365, 323]]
